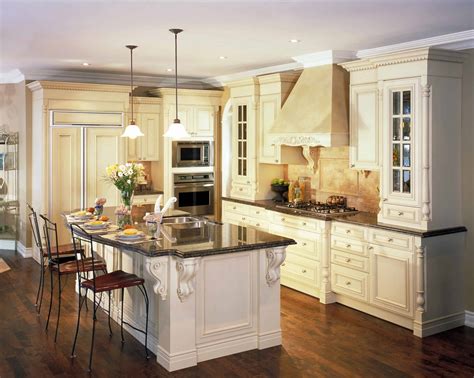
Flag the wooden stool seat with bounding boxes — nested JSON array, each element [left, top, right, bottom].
[[81, 270, 144, 293], [50, 257, 107, 275]]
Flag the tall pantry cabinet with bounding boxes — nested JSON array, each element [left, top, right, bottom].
[[28, 81, 130, 246]]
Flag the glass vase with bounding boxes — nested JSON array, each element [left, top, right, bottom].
[[120, 189, 134, 213]]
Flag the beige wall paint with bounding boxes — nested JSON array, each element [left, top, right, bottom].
[[461, 49, 474, 312], [0, 81, 31, 248], [287, 146, 379, 212]]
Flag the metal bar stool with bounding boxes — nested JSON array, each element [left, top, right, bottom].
[[69, 223, 150, 372], [40, 214, 107, 342], [27, 203, 76, 314]]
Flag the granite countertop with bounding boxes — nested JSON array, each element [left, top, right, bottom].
[[222, 197, 467, 238], [134, 190, 163, 196], [66, 205, 295, 258]]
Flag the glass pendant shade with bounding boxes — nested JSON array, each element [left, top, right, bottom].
[[164, 119, 190, 138], [121, 121, 144, 139]]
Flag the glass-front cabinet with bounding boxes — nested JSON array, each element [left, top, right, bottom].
[[236, 104, 248, 177], [382, 78, 420, 208]]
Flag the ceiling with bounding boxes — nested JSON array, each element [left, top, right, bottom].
[[1, 0, 473, 82]]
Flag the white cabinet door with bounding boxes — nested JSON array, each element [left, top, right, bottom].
[[85, 128, 126, 207], [350, 83, 379, 170], [139, 112, 160, 161], [259, 94, 279, 164], [167, 105, 193, 135], [369, 245, 413, 317], [51, 127, 82, 244], [194, 106, 214, 137]]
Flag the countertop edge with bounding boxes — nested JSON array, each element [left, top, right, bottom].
[[221, 197, 467, 238]]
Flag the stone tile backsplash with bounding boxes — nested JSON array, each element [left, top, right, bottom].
[[287, 146, 380, 213]]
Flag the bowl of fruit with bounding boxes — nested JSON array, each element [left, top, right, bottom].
[[271, 178, 289, 202]]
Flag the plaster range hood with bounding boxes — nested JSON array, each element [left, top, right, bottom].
[[269, 61, 350, 171]]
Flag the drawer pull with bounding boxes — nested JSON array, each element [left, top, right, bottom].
[[383, 198, 388, 202], [302, 222, 307, 226], [302, 242, 307, 246], [346, 244, 351, 248], [368, 246, 374, 250], [281, 218, 285, 221], [346, 230, 351, 234], [345, 281, 351, 286], [282, 263, 286, 267], [239, 188, 243, 191], [345, 258, 351, 263], [232, 206, 237, 210], [256, 211, 260, 214], [398, 212, 404, 216], [302, 269, 307, 273], [388, 238, 393, 242], [256, 223, 260, 227], [242, 217, 246, 221]]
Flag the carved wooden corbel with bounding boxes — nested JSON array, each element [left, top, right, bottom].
[[176, 258, 201, 302], [265, 247, 286, 286], [145, 257, 168, 301]]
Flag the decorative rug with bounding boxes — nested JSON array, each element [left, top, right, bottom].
[[0, 257, 11, 273]]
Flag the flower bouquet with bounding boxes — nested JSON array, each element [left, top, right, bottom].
[[105, 162, 144, 213]]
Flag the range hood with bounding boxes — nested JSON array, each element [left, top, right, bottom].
[[269, 63, 350, 170]]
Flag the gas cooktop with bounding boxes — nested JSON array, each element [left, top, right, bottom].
[[275, 201, 358, 218]]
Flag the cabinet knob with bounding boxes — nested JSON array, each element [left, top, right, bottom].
[[350, 164, 355, 168], [302, 269, 307, 274], [398, 212, 404, 216], [239, 188, 243, 191], [346, 230, 351, 234], [345, 281, 351, 286], [383, 198, 388, 202], [282, 263, 286, 267], [368, 246, 374, 250], [233, 206, 236, 210], [275, 159, 279, 163], [302, 222, 307, 226], [256, 223, 260, 227], [302, 242, 307, 246], [345, 258, 351, 263], [256, 211, 260, 214], [247, 181, 250, 184], [388, 238, 393, 242], [281, 218, 285, 222], [242, 217, 246, 220], [346, 244, 351, 248]]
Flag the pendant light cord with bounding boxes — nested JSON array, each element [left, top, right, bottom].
[[130, 47, 134, 122], [174, 31, 178, 121]]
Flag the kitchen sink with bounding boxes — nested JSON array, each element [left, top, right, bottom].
[[161, 216, 207, 229]]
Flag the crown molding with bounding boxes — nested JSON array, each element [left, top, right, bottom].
[[0, 69, 25, 84], [21, 69, 216, 89], [357, 29, 474, 58], [292, 50, 357, 68]]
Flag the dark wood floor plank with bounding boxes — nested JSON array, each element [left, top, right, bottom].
[[0, 249, 473, 378]]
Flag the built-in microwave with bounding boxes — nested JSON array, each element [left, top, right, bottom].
[[172, 141, 214, 168]]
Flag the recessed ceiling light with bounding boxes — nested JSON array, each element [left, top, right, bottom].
[[166, 68, 173, 72], [289, 39, 301, 43], [219, 56, 227, 60], [82, 62, 91, 66]]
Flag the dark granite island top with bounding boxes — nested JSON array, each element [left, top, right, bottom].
[[66, 205, 295, 258]]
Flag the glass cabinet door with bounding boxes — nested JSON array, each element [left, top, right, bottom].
[[237, 104, 248, 177], [391, 90, 412, 194]]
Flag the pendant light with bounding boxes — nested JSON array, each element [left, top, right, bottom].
[[121, 45, 144, 139], [163, 28, 190, 138]]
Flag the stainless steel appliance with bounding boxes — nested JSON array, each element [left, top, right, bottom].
[[173, 172, 214, 215], [275, 200, 358, 218], [172, 141, 214, 167]]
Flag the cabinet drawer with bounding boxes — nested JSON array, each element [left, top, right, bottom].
[[232, 183, 253, 198], [331, 235, 367, 256], [222, 211, 245, 226], [223, 201, 249, 215], [331, 264, 368, 301], [331, 249, 369, 272], [272, 212, 321, 232], [368, 229, 413, 251], [248, 206, 267, 220], [331, 222, 366, 241], [281, 254, 320, 288], [134, 194, 160, 205], [382, 204, 420, 224], [288, 235, 320, 261], [246, 218, 268, 231]]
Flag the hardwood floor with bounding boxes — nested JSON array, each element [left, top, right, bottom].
[[1, 249, 473, 377]]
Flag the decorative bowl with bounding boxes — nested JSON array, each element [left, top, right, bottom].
[[271, 184, 289, 202]]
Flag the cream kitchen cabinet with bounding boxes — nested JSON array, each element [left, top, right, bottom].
[[227, 78, 284, 201], [222, 200, 334, 302], [134, 193, 161, 206], [165, 104, 215, 137], [348, 83, 380, 170], [341, 48, 464, 231], [331, 221, 465, 337], [127, 98, 161, 161]]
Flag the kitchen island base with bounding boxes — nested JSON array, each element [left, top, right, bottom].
[[92, 244, 287, 372]]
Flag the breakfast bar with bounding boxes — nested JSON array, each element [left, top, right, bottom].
[[67, 206, 295, 372]]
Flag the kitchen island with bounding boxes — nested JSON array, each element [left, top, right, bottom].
[[68, 206, 295, 372]]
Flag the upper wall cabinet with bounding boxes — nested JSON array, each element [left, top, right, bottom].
[[349, 83, 380, 170], [257, 73, 299, 164], [127, 97, 162, 161], [150, 88, 223, 138], [341, 48, 465, 231]]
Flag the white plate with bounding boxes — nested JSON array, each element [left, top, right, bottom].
[[70, 213, 94, 220], [84, 221, 110, 230], [116, 231, 145, 240]]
